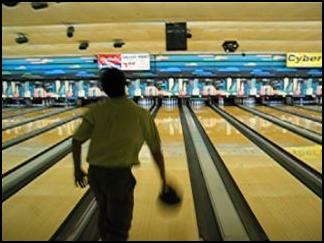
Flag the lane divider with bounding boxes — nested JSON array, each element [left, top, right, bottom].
[[179, 104, 221, 241], [186, 103, 268, 241]]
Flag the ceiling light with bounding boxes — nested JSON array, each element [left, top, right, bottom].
[[67, 26, 75, 38], [31, 2, 48, 10], [79, 41, 89, 50], [222, 40, 239, 53], [15, 33, 28, 44]]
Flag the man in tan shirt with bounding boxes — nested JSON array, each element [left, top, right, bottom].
[[72, 68, 166, 241]]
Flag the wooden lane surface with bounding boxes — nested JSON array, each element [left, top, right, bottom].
[[2, 118, 82, 175], [2, 107, 198, 241], [296, 105, 322, 112], [2, 142, 90, 241], [2, 107, 39, 117], [193, 106, 322, 241], [279, 106, 322, 122], [129, 107, 199, 240], [223, 106, 322, 174], [2, 108, 17, 113], [2, 108, 61, 127], [256, 106, 322, 135], [2, 108, 84, 143]]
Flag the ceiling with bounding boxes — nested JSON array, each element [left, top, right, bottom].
[[2, 2, 322, 57]]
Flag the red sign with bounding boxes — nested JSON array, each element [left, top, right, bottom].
[[97, 54, 121, 69]]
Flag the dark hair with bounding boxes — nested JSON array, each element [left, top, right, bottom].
[[100, 68, 126, 97]]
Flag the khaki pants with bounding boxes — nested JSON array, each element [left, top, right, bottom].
[[88, 165, 136, 241]]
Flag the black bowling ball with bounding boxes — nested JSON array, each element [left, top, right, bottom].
[[159, 185, 182, 205]]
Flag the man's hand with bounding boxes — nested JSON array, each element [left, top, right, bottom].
[[74, 168, 88, 188]]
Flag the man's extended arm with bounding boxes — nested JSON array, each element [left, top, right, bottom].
[[72, 138, 87, 188], [151, 149, 166, 189]]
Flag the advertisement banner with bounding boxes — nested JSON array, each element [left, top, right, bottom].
[[121, 53, 150, 70], [97, 53, 150, 71], [287, 53, 322, 68], [97, 54, 121, 69]]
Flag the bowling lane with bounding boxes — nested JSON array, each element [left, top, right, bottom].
[[277, 105, 322, 121], [2, 107, 23, 114], [2, 107, 63, 127], [222, 106, 322, 174], [255, 106, 322, 135], [296, 105, 322, 112], [2, 107, 198, 241], [2, 108, 84, 143], [2, 107, 43, 118], [129, 107, 199, 240], [193, 106, 321, 241], [2, 108, 23, 116], [2, 118, 82, 175], [2, 142, 90, 241], [2, 107, 16, 112]]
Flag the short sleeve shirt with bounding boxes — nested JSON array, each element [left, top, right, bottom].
[[73, 97, 160, 168]]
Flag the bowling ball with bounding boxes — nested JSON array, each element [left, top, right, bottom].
[[159, 184, 182, 205]]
